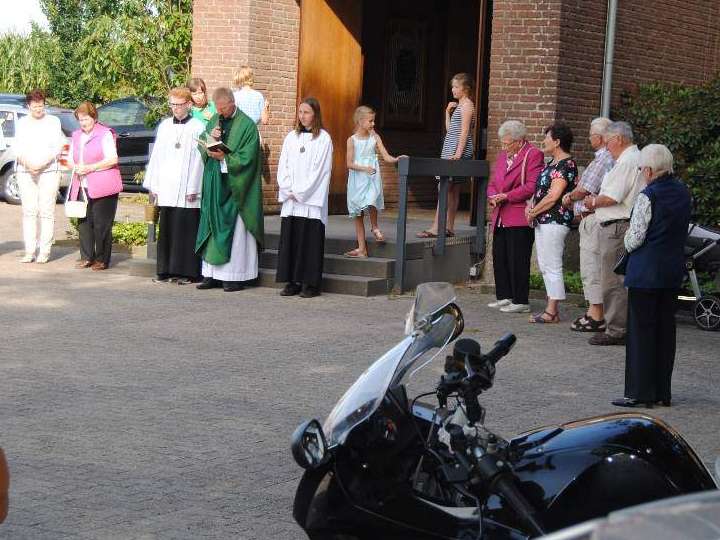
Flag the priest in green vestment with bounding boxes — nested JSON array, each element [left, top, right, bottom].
[[195, 87, 264, 292]]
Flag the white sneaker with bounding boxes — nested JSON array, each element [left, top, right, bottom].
[[36, 254, 50, 264], [488, 299, 512, 308], [500, 303, 531, 313], [20, 254, 35, 263]]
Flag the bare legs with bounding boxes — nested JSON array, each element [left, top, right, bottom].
[[347, 207, 384, 258], [428, 182, 461, 235]]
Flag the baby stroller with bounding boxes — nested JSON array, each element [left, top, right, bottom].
[[682, 222, 720, 330]]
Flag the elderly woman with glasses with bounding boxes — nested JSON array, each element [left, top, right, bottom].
[[486, 120, 544, 313], [611, 144, 691, 409]]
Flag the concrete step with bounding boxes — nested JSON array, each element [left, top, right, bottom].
[[260, 249, 394, 278], [263, 231, 426, 260], [258, 268, 391, 297]]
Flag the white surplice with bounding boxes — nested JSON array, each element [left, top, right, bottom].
[[201, 214, 258, 281], [143, 116, 205, 208], [277, 129, 333, 225]]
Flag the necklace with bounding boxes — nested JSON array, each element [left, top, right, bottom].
[[300, 133, 308, 153], [174, 124, 185, 149]]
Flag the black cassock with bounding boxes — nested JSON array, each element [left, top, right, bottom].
[[157, 206, 202, 280]]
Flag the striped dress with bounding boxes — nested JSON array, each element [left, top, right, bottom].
[[441, 103, 474, 159]]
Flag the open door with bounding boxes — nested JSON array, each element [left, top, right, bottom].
[[298, 0, 363, 214]]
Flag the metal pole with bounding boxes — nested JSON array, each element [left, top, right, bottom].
[[601, 0, 618, 118], [393, 171, 409, 294], [436, 177, 449, 255], [474, 177, 488, 257]]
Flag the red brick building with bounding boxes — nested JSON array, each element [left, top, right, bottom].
[[192, 0, 720, 213]]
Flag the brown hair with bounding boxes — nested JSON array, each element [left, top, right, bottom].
[[295, 96, 323, 138], [451, 73, 474, 95], [74, 101, 98, 120], [169, 86, 192, 102], [353, 105, 375, 126], [26, 88, 46, 105], [233, 66, 254, 88], [188, 78, 208, 107]]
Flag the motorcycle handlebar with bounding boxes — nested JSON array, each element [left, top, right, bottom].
[[481, 333, 516, 366]]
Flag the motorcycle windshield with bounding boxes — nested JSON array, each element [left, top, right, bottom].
[[324, 284, 458, 447]]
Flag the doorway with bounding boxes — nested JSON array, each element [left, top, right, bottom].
[[298, 0, 491, 214]]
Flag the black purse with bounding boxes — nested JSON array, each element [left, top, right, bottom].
[[613, 251, 629, 275]]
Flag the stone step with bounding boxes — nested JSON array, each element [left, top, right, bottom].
[[263, 231, 426, 260], [260, 249, 394, 278], [258, 268, 391, 297]]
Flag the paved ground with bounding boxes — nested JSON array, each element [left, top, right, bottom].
[[0, 202, 718, 539]]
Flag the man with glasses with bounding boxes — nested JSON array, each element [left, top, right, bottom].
[[143, 87, 205, 284], [582, 121, 642, 345], [562, 117, 614, 332]]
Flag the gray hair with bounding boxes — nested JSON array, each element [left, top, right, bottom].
[[639, 144, 674, 174], [605, 121, 634, 143], [212, 87, 235, 103], [498, 120, 527, 141], [589, 117, 612, 137]]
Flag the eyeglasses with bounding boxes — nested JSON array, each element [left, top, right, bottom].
[[169, 101, 189, 108]]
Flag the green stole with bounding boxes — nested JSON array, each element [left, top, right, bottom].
[[195, 109, 264, 265]]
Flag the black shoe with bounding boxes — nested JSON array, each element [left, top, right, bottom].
[[196, 278, 221, 290], [611, 398, 654, 408], [280, 282, 301, 296], [656, 399, 672, 407], [223, 281, 245, 292], [589, 333, 626, 346], [152, 275, 171, 284], [176, 277, 197, 286], [299, 285, 320, 298]]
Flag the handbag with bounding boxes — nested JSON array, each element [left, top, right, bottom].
[[64, 172, 88, 219], [613, 251, 629, 275]]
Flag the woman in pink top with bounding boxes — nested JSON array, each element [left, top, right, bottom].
[[486, 120, 544, 313], [67, 101, 123, 270]]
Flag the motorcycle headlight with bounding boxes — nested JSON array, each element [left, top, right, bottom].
[[291, 419, 329, 470]]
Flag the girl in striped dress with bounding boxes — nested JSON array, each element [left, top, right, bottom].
[[417, 73, 475, 238]]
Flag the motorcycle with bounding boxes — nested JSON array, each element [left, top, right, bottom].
[[291, 283, 717, 539]]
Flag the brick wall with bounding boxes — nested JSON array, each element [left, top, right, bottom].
[[192, 0, 299, 212]]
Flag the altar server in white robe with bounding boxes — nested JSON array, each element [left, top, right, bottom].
[[276, 97, 333, 298], [143, 87, 205, 284]]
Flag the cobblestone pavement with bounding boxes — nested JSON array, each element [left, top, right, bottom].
[[0, 203, 718, 539]]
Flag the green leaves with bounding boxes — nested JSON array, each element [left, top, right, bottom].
[[621, 77, 720, 226], [0, 0, 192, 112]]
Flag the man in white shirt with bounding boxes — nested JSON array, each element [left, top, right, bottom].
[[143, 87, 205, 284], [583, 121, 643, 345], [15, 89, 64, 263]]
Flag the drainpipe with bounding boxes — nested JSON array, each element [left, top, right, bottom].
[[601, 0, 618, 117]]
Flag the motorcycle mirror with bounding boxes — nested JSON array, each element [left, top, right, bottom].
[[291, 419, 329, 470]]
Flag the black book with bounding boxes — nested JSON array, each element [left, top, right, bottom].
[[199, 138, 231, 154]]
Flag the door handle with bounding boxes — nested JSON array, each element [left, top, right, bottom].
[[118, 132, 131, 138]]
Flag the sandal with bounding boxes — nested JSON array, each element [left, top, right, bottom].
[[570, 315, 606, 332], [445, 230, 455, 237], [416, 230, 438, 238], [371, 227, 386, 243], [529, 311, 560, 324], [344, 248, 368, 258]]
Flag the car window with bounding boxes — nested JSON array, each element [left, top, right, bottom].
[[98, 101, 147, 127], [0, 111, 15, 138], [55, 112, 79, 137]]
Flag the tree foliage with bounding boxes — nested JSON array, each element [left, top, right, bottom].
[[621, 76, 720, 226], [0, 0, 192, 110]]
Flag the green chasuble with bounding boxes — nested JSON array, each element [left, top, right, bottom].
[[195, 109, 264, 265]]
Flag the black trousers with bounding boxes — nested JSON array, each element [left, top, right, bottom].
[[625, 288, 678, 402], [492, 225, 534, 305], [78, 193, 119, 266], [276, 216, 325, 288]]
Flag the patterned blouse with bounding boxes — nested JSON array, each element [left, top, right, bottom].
[[532, 157, 578, 226]]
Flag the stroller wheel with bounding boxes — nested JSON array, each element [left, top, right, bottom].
[[693, 295, 720, 331]]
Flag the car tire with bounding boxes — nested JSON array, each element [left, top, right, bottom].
[[1, 169, 21, 205]]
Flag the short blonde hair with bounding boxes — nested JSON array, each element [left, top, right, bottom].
[[233, 66, 254, 88], [353, 105, 375, 125], [169, 87, 192, 102]]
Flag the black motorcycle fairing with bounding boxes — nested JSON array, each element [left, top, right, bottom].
[[482, 413, 717, 533]]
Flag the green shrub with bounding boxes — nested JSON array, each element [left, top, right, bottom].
[[530, 272, 584, 295], [67, 219, 153, 247], [620, 77, 720, 226]]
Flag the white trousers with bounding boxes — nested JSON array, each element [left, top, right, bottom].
[[17, 171, 60, 258], [535, 223, 569, 300]]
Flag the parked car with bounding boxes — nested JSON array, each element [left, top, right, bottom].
[[97, 97, 159, 191], [0, 93, 26, 106], [0, 104, 76, 205]]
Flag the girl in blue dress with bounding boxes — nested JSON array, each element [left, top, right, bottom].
[[345, 106, 404, 258]]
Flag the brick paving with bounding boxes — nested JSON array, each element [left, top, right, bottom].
[[0, 202, 718, 539]]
